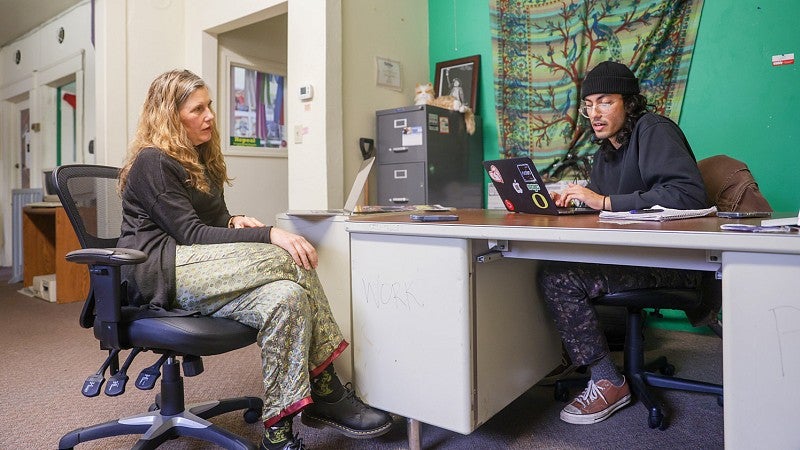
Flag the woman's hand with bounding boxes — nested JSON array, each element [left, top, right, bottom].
[[552, 184, 607, 210], [229, 215, 266, 228], [269, 227, 319, 270]]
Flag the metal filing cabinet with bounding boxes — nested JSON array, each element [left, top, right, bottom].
[[375, 104, 483, 208]]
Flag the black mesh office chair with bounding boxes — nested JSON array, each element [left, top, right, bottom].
[[54, 165, 262, 450], [554, 155, 770, 430]]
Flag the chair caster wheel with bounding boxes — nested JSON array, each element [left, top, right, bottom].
[[244, 408, 261, 424], [659, 364, 675, 376], [148, 393, 161, 412], [648, 410, 667, 430], [554, 385, 570, 402]]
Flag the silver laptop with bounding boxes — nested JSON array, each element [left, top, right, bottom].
[[285, 157, 375, 217]]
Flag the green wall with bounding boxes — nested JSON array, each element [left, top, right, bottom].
[[429, 1, 799, 211]]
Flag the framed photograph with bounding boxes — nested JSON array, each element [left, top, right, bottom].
[[434, 55, 480, 111], [375, 56, 402, 91]]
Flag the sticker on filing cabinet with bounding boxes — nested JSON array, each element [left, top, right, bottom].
[[393, 118, 407, 128], [428, 113, 439, 131], [439, 117, 450, 133], [401, 126, 423, 146], [394, 169, 408, 179]]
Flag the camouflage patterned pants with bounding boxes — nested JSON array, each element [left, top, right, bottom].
[[174, 242, 346, 426], [538, 261, 701, 366]]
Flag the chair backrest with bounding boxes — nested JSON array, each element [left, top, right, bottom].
[[53, 165, 122, 250], [697, 155, 772, 212]]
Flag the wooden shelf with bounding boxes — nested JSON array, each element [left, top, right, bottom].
[[23, 206, 89, 303]]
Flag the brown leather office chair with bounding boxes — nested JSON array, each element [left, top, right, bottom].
[[555, 155, 769, 430], [54, 165, 262, 450]]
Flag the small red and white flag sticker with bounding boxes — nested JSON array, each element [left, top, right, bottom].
[[772, 53, 795, 66]]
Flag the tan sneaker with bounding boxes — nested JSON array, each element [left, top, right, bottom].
[[560, 378, 631, 424]]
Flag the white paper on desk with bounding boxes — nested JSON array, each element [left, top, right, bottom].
[[599, 205, 717, 221]]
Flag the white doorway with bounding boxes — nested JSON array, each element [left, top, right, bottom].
[[17, 100, 31, 188]]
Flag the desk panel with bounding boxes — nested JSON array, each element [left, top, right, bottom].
[[722, 252, 800, 450], [351, 233, 474, 433]]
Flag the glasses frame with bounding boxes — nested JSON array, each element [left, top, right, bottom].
[[578, 101, 616, 118]]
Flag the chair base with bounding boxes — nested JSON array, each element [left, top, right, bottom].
[[59, 357, 263, 449], [58, 396, 263, 450]]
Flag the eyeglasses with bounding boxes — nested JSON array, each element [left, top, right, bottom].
[[578, 101, 615, 118]]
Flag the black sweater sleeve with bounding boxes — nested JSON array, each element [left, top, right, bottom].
[[127, 149, 271, 245]]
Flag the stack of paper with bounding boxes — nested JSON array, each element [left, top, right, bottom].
[[599, 205, 718, 221]]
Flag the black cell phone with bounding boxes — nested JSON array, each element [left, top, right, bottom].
[[716, 211, 772, 219], [410, 214, 459, 222]]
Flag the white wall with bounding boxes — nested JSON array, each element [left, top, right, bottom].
[[341, 0, 429, 204]]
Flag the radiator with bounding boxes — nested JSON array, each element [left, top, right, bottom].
[[9, 188, 43, 283]]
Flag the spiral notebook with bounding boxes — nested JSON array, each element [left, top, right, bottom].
[[599, 205, 717, 221]]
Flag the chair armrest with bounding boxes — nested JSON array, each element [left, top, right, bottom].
[[66, 248, 147, 266], [67, 248, 146, 349]]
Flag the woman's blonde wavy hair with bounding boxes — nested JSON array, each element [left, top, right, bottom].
[[119, 69, 230, 193]]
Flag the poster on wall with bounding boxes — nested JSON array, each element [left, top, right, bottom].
[[230, 65, 286, 150]]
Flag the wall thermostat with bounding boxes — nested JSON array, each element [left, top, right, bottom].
[[299, 84, 314, 100]]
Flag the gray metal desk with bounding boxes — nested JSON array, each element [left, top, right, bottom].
[[346, 209, 800, 450]]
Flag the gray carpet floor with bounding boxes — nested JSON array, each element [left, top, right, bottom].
[[0, 266, 723, 449]]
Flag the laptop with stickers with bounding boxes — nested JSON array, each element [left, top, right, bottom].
[[483, 157, 598, 215]]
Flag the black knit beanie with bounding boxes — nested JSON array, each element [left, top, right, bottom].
[[581, 61, 640, 98]]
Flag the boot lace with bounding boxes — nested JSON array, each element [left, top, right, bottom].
[[342, 382, 369, 411]]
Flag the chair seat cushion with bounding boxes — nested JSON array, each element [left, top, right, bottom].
[[594, 288, 702, 310], [96, 316, 257, 355]]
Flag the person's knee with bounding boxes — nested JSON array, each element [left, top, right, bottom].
[[272, 281, 312, 318]]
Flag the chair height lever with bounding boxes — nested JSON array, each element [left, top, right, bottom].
[[82, 349, 121, 397], [104, 348, 141, 396], [135, 353, 168, 390]]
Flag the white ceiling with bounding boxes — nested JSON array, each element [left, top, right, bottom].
[[0, 0, 84, 48]]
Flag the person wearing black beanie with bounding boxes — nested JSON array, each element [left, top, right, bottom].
[[537, 61, 711, 425]]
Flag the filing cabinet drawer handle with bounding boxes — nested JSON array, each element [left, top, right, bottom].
[[389, 147, 409, 153], [389, 197, 410, 204]]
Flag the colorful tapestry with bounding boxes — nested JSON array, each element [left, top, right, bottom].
[[491, 0, 704, 180]]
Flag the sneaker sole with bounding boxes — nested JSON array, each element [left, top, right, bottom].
[[559, 394, 632, 425], [300, 412, 393, 439]]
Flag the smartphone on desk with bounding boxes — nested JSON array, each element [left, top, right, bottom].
[[716, 211, 772, 219], [410, 214, 459, 222]]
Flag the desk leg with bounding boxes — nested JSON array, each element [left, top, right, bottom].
[[407, 418, 421, 450]]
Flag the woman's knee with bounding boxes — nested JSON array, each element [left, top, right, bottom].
[[265, 280, 313, 318]]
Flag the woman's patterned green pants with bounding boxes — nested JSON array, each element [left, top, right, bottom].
[[175, 242, 347, 425]]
